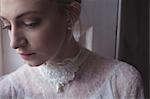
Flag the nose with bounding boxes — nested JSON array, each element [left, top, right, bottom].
[[10, 38, 27, 49], [9, 26, 28, 49]]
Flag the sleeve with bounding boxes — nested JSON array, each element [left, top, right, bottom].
[[115, 62, 144, 99], [0, 75, 17, 99]]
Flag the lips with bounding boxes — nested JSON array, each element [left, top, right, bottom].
[[19, 53, 35, 60]]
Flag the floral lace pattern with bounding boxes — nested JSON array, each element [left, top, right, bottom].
[[0, 48, 144, 99], [37, 48, 89, 92]]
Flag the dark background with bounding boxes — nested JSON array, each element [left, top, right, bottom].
[[118, 0, 149, 98]]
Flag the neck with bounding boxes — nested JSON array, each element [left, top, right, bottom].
[[47, 36, 81, 65]]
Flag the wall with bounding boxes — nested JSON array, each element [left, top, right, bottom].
[[81, 0, 118, 58], [0, 21, 3, 76], [2, 32, 24, 75]]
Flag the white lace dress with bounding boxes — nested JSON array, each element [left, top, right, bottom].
[[0, 48, 144, 99]]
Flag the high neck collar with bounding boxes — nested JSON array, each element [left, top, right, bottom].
[[32, 47, 89, 93]]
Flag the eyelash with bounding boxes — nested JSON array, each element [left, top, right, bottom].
[[24, 21, 40, 28], [2, 25, 11, 30], [2, 20, 41, 30]]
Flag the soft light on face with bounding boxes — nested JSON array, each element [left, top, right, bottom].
[[0, 0, 68, 66]]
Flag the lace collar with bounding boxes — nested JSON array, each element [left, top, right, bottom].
[[35, 48, 89, 93]]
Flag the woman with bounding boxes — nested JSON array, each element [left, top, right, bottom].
[[0, 0, 144, 98]]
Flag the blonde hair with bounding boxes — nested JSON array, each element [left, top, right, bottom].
[[56, 0, 81, 4], [55, 0, 82, 42], [47, 0, 82, 41]]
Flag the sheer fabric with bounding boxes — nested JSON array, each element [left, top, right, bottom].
[[0, 48, 144, 99]]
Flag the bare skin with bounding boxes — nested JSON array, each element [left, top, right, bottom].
[[0, 0, 81, 66]]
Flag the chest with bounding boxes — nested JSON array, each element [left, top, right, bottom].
[[17, 79, 116, 99]]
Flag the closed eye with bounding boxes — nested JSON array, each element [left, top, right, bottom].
[[24, 21, 39, 27], [2, 25, 11, 30], [0, 18, 11, 30], [23, 19, 41, 28]]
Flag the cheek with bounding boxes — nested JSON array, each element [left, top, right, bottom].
[[27, 26, 65, 51], [26, 16, 67, 52]]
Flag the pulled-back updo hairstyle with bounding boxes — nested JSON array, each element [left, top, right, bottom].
[[55, 0, 82, 41], [48, 0, 82, 41], [56, 0, 82, 24], [56, 0, 81, 5]]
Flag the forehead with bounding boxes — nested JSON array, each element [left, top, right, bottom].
[[0, 0, 53, 20]]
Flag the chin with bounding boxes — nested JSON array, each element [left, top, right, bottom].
[[25, 60, 45, 67]]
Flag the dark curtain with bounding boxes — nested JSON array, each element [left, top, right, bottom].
[[118, 0, 149, 98]]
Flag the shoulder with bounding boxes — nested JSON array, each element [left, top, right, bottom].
[[89, 51, 144, 97], [84, 49, 142, 81], [84, 50, 144, 98], [0, 74, 11, 87], [0, 74, 15, 98], [0, 64, 29, 90], [109, 61, 144, 98], [0, 64, 29, 98], [112, 61, 142, 81], [109, 61, 143, 90], [0, 65, 26, 85], [83, 49, 143, 88], [7, 64, 32, 86]]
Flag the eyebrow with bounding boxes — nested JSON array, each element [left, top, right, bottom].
[[15, 11, 41, 19], [0, 17, 6, 21], [0, 11, 41, 21], [0, 17, 8, 24]]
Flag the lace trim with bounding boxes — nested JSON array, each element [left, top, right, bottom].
[[36, 48, 89, 93]]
